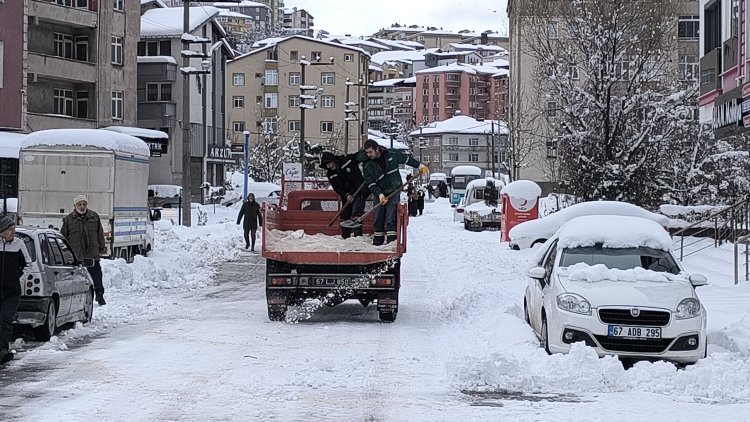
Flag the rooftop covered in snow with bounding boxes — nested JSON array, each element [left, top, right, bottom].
[[235, 35, 369, 61], [214, 0, 269, 8], [141, 6, 219, 38], [409, 115, 509, 137], [22, 129, 151, 157]]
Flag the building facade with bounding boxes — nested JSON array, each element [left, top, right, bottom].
[[283, 7, 314, 36], [367, 78, 416, 132], [226, 36, 370, 156], [138, 5, 233, 196], [0, 0, 25, 130]]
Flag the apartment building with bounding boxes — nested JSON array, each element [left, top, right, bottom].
[[212, 1, 272, 32], [508, 0, 699, 192], [460, 32, 510, 49], [414, 63, 507, 124], [372, 25, 426, 41], [283, 7, 314, 36], [227, 36, 370, 155], [368, 78, 416, 131], [408, 115, 509, 175], [0, 0, 141, 132], [699, 0, 750, 139], [406, 30, 463, 50], [138, 5, 233, 193]]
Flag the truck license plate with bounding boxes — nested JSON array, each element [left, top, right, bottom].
[[312, 277, 351, 287], [608, 325, 661, 339]]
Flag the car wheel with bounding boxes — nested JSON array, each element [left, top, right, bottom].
[[34, 300, 57, 342], [523, 300, 530, 325], [83, 288, 94, 324], [540, 316, 551, 355]]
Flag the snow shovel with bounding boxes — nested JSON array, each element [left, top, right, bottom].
[[316, 181, 368, 235], [340, 176, 415, 230]]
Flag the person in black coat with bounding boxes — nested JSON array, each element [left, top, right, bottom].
[[416, 188, 425, 215], [319, 151, 370, 238], [0, 216, 29, 364], [237, 194, 263, 251]]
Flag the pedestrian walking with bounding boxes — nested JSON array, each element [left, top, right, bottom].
[[362, 140, 428, 245], [407, 183, 418, 217], [237, 193, 263, 251], [61, 195, 108, 306], [417, 188, 425, 216], [319, 151, 369, 238], [0, 216, 29, 365]]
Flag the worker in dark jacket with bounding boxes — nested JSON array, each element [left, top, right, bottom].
[[0, 216, 30, 364], [237, 193, 263, 251], [61, 195, 108, 306], [319, 151, 370, 238], [362, 140, 428, 245]]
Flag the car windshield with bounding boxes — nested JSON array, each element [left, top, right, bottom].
[[452, 175, 479, 190], [559, 245, 680, 274]]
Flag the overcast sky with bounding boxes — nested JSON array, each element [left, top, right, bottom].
[[283, 0, 508, 37]]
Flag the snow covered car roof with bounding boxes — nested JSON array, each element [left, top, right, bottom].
[[557, 215, 673, 251], [450, 165, 482, 176], [509, 200, 670, 248], [22, 129, 150, 156]]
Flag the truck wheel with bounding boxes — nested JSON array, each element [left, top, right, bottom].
[[267, 304, 287, 321], [379, 310, 397, 323], [34, 300, 57, 342]]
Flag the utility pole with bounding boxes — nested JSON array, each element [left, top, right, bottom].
[[491, 120, 496, 177], [299, 58, 308, 168], [181, 0, 192, 226]]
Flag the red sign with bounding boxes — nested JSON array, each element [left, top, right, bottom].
[[500, 193, 540, 242]]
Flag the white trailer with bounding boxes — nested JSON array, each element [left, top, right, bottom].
[[18, 129, 156, 262]]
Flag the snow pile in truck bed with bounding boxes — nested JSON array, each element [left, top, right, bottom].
[[265, 229, 397, 253]]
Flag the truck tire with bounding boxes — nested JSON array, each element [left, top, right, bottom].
[[267, 304, 287, 321], [379, 310, 397, 323], [34, 300, 57, 342]]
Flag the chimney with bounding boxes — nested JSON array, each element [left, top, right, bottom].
[[481, 32, 488, 45]]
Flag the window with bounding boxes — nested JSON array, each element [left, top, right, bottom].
[[233, 121, 246, 132], [45, 236, 65, 266], [614, 55, 630, 80], [113, 0, 123, 11], [54, 88, 74, 116], [344, 54, 353, 62], [75, 91, 88, 118], [423, 89, 428, 95], [111, 91, 123, 120], [263, 117, 278, 134], [433, 153, 440, 162], [111, 36, 123, 65], [311, 50, 322, 61], [321, 72, 335, 85], [546, 139, 558, 158], [547, 101, 557, 118], [55, 237, 77, 266], [321, 121, 334, 132], [146, 83, 171, 102], [468, 138, 479, 146], [289, 72, 300, 85], [433, 87, 439, 95], [233, 96, 245, 108], [448, 153, 459, 161], [289, 95, 300, 108], [422, 76, 428, 84], [288, 120, 301, 132], [321, 95, 335, 108], [264, 93, 278, 109], [54, 33, 73, 59], [368, 97, 384, 105], [74, 36, 88, 61], [679, 54, 698, 80], [290, 50, 298, 60], [233, 73, 245, 86], [433, 75, 439, 83], [447, 74, 460, 82], [547, 21, 559, 39], [448, 137, 459, 145], [705, 2, 721, 53], [468, 153, 479, 162], [678, 16, 699, 40], [265, 69, 278, 86]]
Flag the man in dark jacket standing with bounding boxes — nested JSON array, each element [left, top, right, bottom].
[[362, 140, 428, 245], [0, 216, 30, 364], [237, 193, 263, 251], [61, 195, 108, 306], [319, 151, 369, 238]]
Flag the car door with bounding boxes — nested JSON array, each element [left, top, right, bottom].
[[530, 241, 558, 332], [43, 235, 73, 318], [54, 236, 87, 317]]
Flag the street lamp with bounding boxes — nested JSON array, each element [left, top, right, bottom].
[[243, 130, 250, 200], [299, 55, 334, 172]]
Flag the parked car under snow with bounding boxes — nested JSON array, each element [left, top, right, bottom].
[[455, 178, 502, 231], [523, 215, 708, 365], [508, 200, 670, 250]]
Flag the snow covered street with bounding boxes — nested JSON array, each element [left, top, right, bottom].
[[1, 201, 750, 421]]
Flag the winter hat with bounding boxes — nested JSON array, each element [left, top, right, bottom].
[[319, 152, 337, 169], [73, 194, 88, 205], [0, 216, 15, 233]]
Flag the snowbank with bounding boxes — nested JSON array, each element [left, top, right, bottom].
[[557, 215, 673, 251], [148, 184, 182, 198], [559, 263, 687, 283], [265, 229, 397, 252], [22, 129, 150, 156]]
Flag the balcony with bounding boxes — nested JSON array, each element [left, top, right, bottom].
[[723, 36, 738, 72], [27, 112, 97, 130], [445, 78, 461, 87], [699, 47, 722, 96], [29, 0, 97, 28], [138, 102, 177, 128], [28, 52, 97, 83], [138, 61, 178, 83]]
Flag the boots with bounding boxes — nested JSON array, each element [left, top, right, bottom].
[[341, 227, 352, 239], [353, 227, 363, 237], [95, 291, 106, 306], [386, 234, 397, 244], [372, 235, 385, 246], [0, 349, 13, 365]]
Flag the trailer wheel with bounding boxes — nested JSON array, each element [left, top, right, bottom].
[[379, 310, 397, 323]]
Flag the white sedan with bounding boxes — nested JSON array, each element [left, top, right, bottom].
[[509, 200, 670, 249], [523, 215, 707, 364]]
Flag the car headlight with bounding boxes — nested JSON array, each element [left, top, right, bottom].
[[556, 293, 591, 315], [676, 298, 701, 320]]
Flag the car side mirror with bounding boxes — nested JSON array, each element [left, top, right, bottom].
[[82, 258, 95, 268], [689, 273, 708, 287], [529, 266, 547, 280], [152, 209, 162, 221]]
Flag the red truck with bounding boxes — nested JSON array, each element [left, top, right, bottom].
[[261, 179, 408, 322]]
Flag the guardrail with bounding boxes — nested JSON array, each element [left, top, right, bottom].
[[736, 234, 750, 285], [672, 197, 750, 261]]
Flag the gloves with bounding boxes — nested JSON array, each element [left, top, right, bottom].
[[379, 194, 388, 206], [418, 164, 429, 176]]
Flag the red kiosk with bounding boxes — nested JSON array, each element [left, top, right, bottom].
[[500, 180, 542, 242]]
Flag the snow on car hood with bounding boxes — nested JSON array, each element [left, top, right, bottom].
[[464, 201, 501, 216], [557, 263, 694, 308]]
